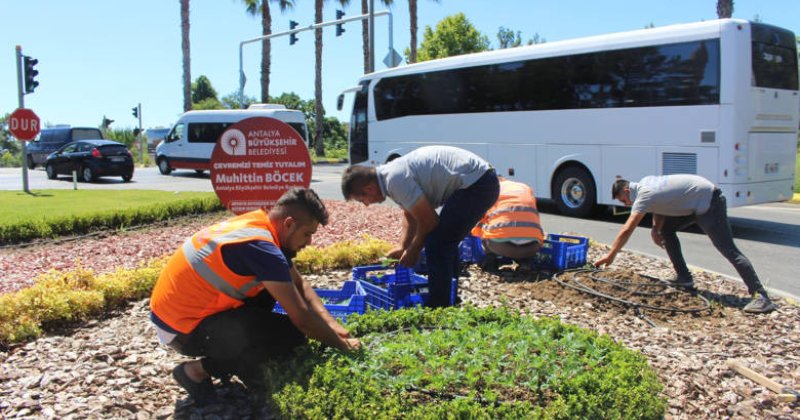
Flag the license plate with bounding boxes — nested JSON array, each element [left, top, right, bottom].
[[111, 157, 125, 162]]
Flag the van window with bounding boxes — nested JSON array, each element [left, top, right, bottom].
[[188, 122, 234, 144], [287, 123, 308, 144], [165, 124, 184, 143], [71, 128, 103, 140]]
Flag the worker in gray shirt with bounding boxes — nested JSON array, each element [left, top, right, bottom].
[[594, 174, 776, 314], [341, 146, 500, 307]]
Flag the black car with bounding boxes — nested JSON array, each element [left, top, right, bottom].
[[45, 140, 134, 182], [27, 126, 104, 169]]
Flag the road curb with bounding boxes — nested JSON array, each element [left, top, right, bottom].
[[312, 159, 348, 165]]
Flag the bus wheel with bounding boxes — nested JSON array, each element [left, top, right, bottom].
[[553, 166, 596, 218], [157, 157, 172, 175]]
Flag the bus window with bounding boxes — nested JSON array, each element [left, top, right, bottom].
[[349, 82, 369, 164]]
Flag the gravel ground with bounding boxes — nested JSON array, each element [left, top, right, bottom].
[[1, 201, 798, 419]]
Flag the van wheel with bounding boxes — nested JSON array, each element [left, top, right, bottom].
[[27, 157, 35, 170], [45, 164, 57, 179], [552, 166, 596, 218], [157, 157, 172, 175], [81, 166, 95, 183], [194, 169, 205, 175], [122, 174, 133, 182]]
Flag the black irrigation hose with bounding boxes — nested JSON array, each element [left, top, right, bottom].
[[553, 268, 710, 314]]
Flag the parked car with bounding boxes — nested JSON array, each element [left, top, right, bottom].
[[45, 140, 134, 182], [26, 126, 104, 169]]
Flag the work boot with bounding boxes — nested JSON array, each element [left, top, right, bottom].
[[172, 362, 218, 406], [743, 293, 777, 314], [664, 275, 695, 289]]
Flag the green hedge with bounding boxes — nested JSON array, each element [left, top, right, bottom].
[[263, 307, 666, 419], [0, 196, 223, 244]]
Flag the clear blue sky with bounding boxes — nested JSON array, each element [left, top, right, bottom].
[[1, 0, 797, 130]]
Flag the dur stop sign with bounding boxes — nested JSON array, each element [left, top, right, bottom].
[[211, 117, 312, 214], [9, 108, 41, 141]]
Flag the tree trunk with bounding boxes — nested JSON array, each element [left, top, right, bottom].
[[362, 0, 369, 73], [260, 2, 272, 103], [314, 0, 325, 156], [408, 0, 417, 63], [716, 0, 734, 18], [181, 0, 192, 111]]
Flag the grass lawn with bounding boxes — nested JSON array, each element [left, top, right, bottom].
[[0, 190, 217, 225]]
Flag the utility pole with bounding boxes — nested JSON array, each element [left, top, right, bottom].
[[132, 103, 143, 163], [15, 46, 29, 193]]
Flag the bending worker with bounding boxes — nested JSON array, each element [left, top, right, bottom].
[[471, 177, 544, 260], [342, 145, 499, 307], [594, 174, 776, 314], [150, 188, 360, 405]]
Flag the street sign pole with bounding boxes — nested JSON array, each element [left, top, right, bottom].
[[15, 45, 29, 193]]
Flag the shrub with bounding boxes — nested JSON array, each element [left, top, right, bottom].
[[264, 307, 666, 419]]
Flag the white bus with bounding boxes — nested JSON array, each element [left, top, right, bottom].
[[343, 19, 798, 217]]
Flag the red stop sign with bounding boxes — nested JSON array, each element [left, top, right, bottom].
[[9, 108, 41, 141]]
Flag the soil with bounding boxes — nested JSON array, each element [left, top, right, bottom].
[[1, 202, 798, 419]]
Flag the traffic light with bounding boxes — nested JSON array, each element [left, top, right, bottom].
[[289, 21, 299, 45], [335, 10, 345, 37], [132, 106, 138, 118], [23, 56, 39, 94], [102, 116, 114, 129]]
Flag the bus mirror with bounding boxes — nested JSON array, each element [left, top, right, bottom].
[[336, 93, 344, 111]]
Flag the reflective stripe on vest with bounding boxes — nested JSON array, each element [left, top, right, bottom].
[[482, 220, 543, 232], [486, 205, 539, 219], [182, 227, 273, 301]]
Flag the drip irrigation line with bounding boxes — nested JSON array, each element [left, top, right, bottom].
[[553, 268, 710, 314]]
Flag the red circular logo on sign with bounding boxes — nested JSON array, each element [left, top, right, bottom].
[[211, 117, 312, 214]]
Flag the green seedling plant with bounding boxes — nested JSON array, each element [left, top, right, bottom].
[[263, 306, 666, 419]]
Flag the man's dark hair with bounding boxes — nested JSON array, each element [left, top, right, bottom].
[[341, 165, 378, 199], [611, 177, 630, 200], [271, 188, 329, 226]]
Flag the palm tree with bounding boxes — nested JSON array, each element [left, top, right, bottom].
[[716, 0, 733, 18], [180, 0, 191, 112], [314, 0, 326, 155], [407, 0, 439, 64], [242, 0, 296, 103]]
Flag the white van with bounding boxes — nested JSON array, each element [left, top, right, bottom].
[[155, 105, 309, 175]]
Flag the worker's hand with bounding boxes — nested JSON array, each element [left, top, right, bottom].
[[650, 229, 664, 249], [343, 337, 361, 351], [386, 247, 403, 260], [333, 324, 351, 339], [399, 248, 421, 268], [594, 253, 615, 268]]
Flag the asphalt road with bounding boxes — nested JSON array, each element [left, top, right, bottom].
[[3, 165, 799, 298]]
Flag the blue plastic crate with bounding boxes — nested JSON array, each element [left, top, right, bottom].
[[352, 265, 457, 309], [413, 235, 486, 273], [530, 234, 589, 271], [273, 280, 367, 322]]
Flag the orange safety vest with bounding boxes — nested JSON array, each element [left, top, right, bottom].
[[471, 179, 544, 242], [150, 209, 281, 334]]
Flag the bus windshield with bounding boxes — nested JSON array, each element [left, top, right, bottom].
[[751, 23, 799, 90]]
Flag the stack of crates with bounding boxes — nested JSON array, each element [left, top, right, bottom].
[[273, 280, 367, 322], [353, 265, 457, 310]]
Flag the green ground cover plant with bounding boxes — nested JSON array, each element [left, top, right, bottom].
[[0, 190, 222, 244], [0, 236, 392, 347], [264, 306, 666, 419]]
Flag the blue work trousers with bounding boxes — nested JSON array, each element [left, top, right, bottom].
[[425, 169, 499, 307]]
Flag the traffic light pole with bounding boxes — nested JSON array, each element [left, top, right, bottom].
[[237, 9, 393, 108], [136, 103, 143, 163], [15, 45, 30, 193]]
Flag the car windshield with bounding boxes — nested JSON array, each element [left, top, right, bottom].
[[98, 145, 128, 155]]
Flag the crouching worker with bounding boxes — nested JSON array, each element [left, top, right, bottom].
[[594, 175, 776, 314], [471, 177, 544, 261], [149, 188, 360, 405]]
